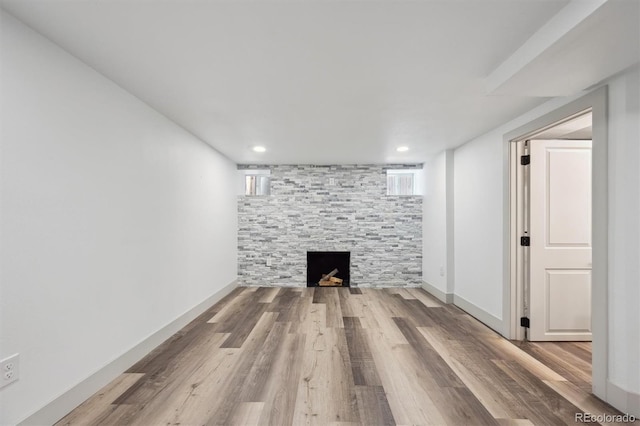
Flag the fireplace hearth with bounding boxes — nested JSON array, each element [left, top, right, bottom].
[[306, 251, 350, 287]]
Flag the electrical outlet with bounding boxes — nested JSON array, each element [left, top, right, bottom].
[[1, 354, 19, 388], [439, 265, 445, 277]]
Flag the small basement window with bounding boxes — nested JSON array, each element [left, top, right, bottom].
[[386, 169, 423, 196], [245, 174, 270, 195], [239, 169, 271, 196]]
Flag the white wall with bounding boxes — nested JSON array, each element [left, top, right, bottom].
[[453, 65, 640, 412], [422, 151, 453, 298], [0, 11, 238, 425], [453, 133, 505, 321], [607, 67, 640, 399]]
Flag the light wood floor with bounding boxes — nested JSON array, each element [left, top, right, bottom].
[[57, 287, 633, 426]]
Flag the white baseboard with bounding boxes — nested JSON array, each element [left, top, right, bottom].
[[421, 281, 453, 304], [19, 280, 238, 426], [607, 380, 640, 418], [453, 294, 503, 334]]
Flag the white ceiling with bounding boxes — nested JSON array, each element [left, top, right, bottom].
[[1, 0, 638, 164]]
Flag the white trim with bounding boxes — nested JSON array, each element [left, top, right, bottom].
[[504, 86, 608, 400], [507, 140, 526, 341], [18, 280, 239, 426], [607, 381, 640, 418], [421, 281, 453, 304], [453, 294, 503, 333], [445, 150, 455, 297]]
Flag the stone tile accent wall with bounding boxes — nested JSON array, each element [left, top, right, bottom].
[[237, 165, 422, 287]]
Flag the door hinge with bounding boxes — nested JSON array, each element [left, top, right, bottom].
[[520, 317, 530, 328], [520, 155, 530, 165], [520, 236, 530, 246]]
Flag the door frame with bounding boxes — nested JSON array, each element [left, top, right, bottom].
[[503, 86, 608, 399]]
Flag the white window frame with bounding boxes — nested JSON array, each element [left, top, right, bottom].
[[238, 169, 271, 196], [386, 168, 423, 196]]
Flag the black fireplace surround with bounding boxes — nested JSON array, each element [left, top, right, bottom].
[[306, 251, 350, 287]]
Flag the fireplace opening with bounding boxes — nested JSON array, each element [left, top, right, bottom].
[[306, 251, 350, 287]]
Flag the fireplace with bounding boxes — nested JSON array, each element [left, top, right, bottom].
[[306, 251, 350, 287]]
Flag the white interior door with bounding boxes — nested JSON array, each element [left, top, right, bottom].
[[529, 139, 592, 341]]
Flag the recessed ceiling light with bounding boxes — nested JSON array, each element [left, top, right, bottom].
[[253, 146, 266, 153], [396, 146, 409, 152]]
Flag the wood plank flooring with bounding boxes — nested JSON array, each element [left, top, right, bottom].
[[57, 287, 635, 426]]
